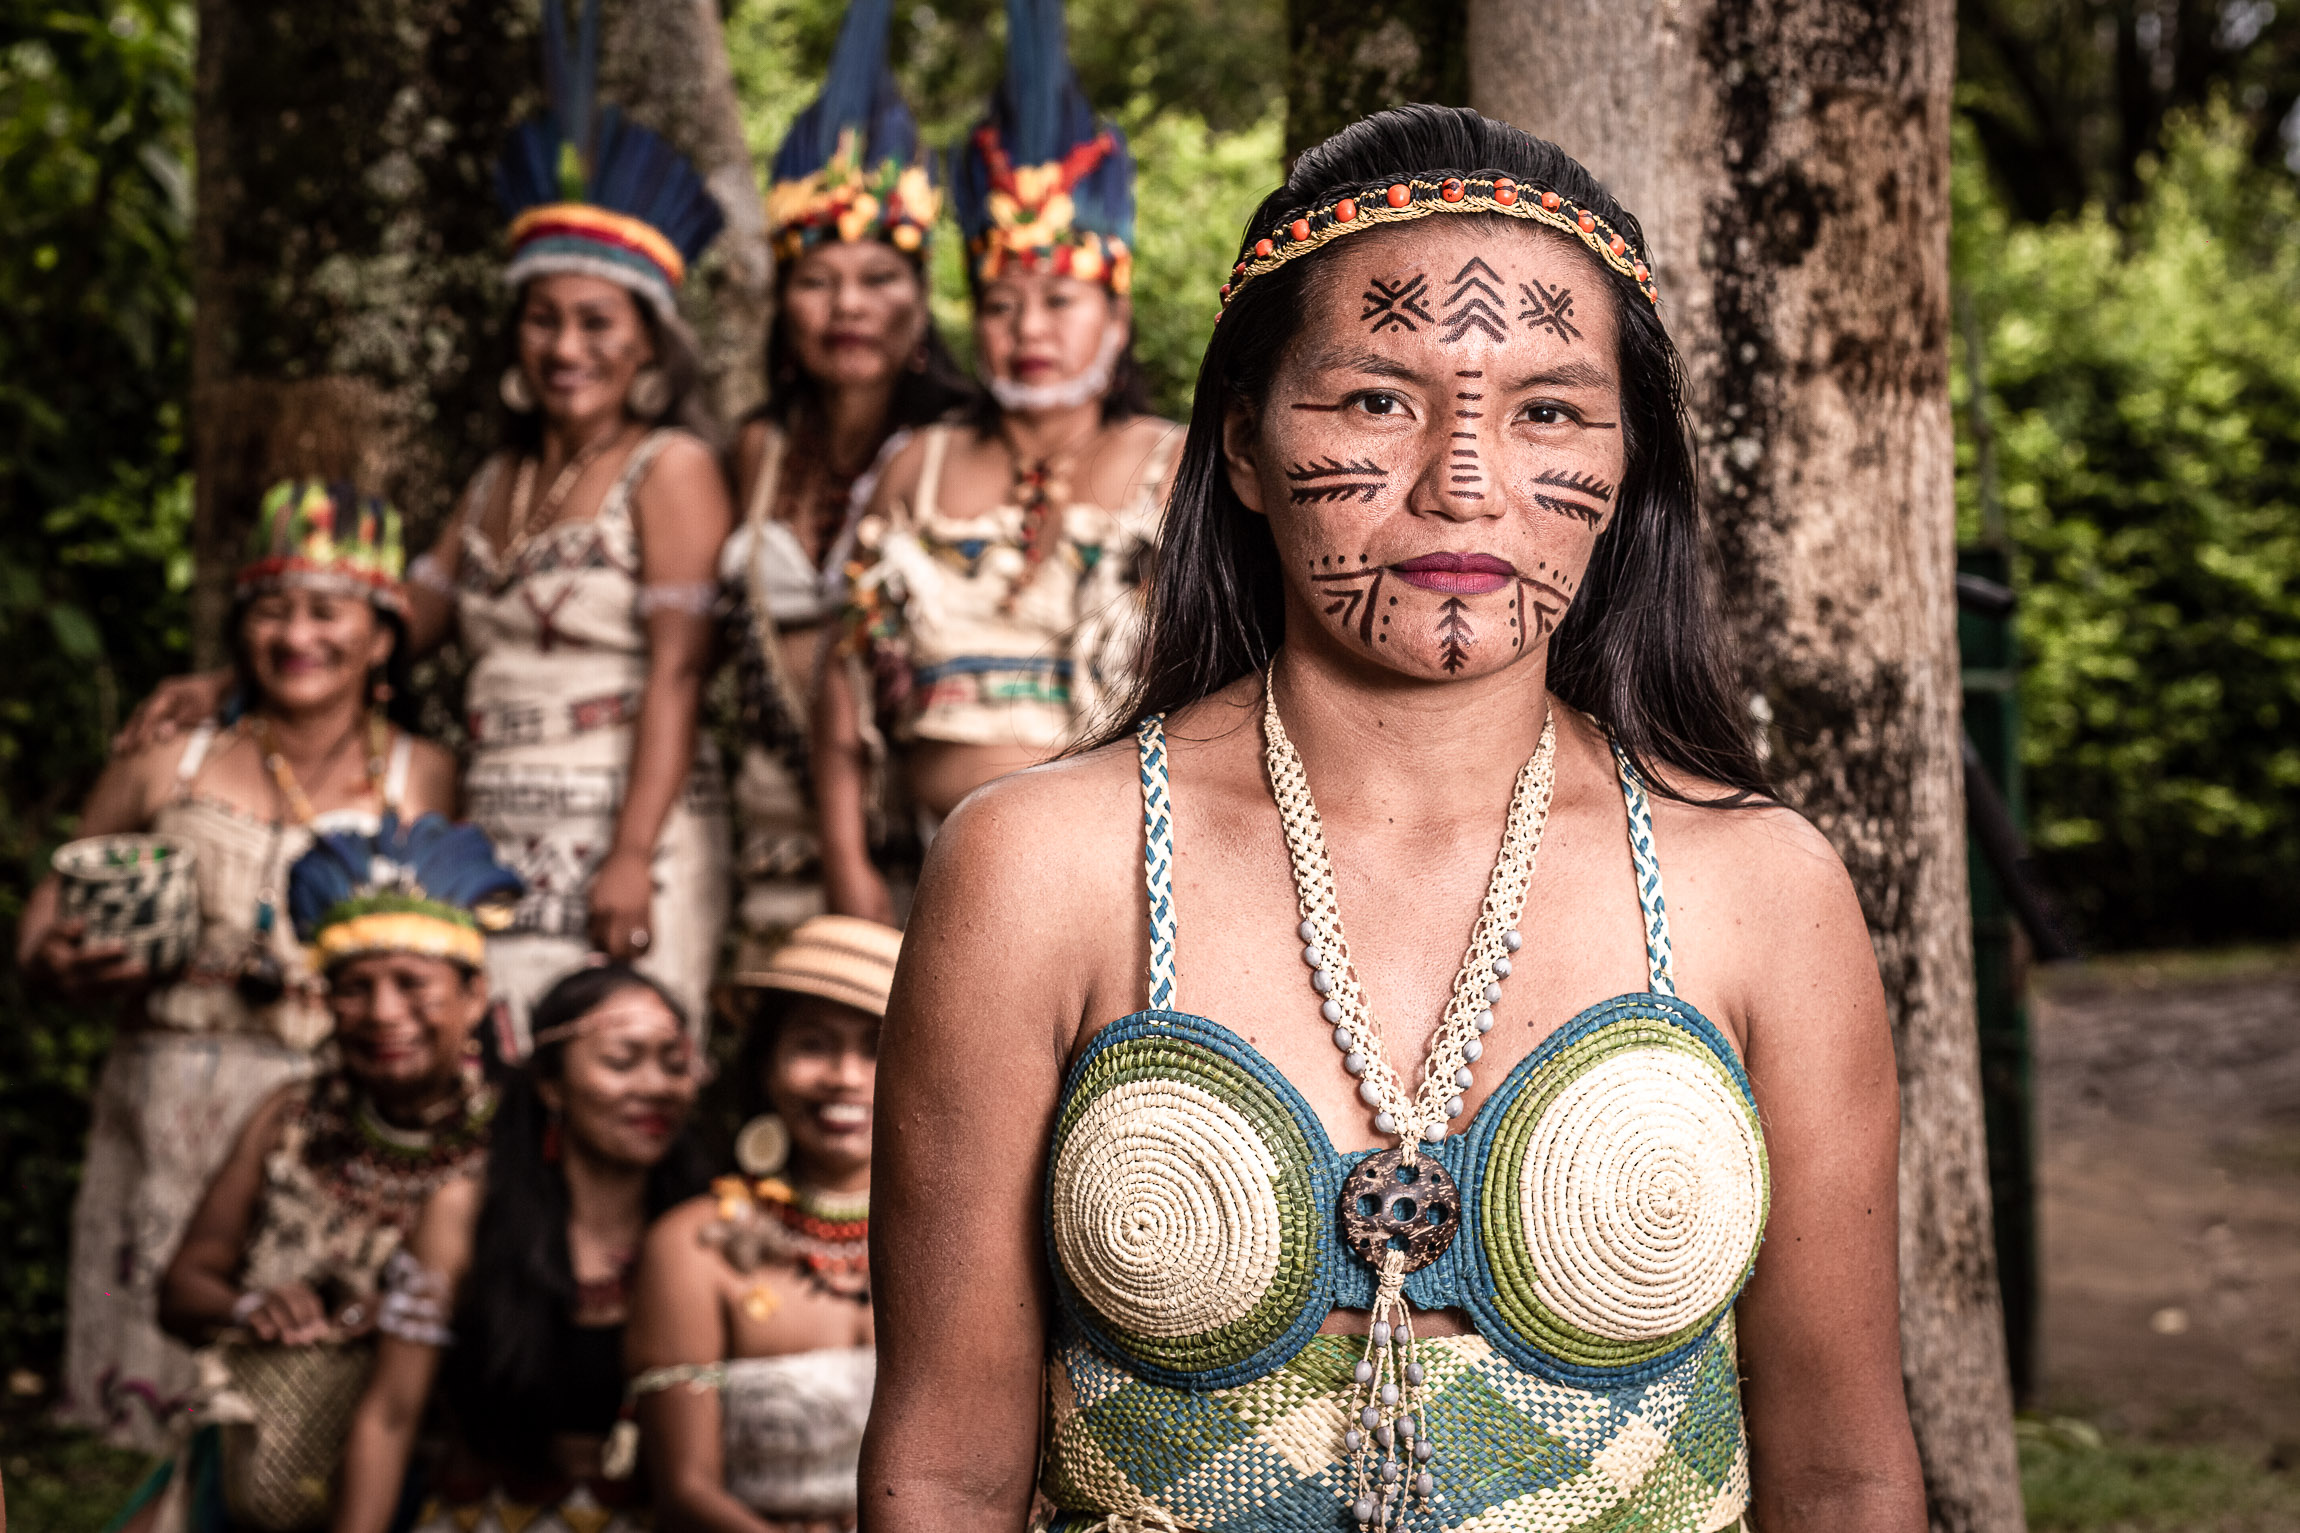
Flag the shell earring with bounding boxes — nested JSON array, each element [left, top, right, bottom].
[[626, 366, 671, 419], [733, 1113, 789, 1177], [499, 365, 537, 413]]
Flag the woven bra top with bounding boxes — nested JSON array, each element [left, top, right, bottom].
[[1042, 717, 1772, 1394]]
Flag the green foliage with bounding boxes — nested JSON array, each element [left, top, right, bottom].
[[2018, 1416, 2300, 1531], [0, 0, 195, 1377], [1953, 103, 2300, 948], [725, 0, 1285, 421], [0, 1407, 159, 1532]]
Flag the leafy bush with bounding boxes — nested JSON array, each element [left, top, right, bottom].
[[1955, 104, 2300, 949], [0, 0, 196, 1380]]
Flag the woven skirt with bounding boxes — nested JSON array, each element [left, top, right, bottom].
[[1035, 1324, 1749, 1533]]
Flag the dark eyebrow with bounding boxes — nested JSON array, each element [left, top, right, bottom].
[[1295, 346, 1427, 383], [1502, 360, 1617, 391]]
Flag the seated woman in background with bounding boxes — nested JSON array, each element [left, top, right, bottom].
[[623, 915, 899, 1533], [19, 482, 454, 1452], [331, 964, 711, 1533], [118, 814, 518, 1533]]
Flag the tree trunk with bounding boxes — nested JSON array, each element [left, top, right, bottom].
[[1468, 4, 2023, 1530], [189, 0, 767, 665], [1285, 0, 1468, 159]]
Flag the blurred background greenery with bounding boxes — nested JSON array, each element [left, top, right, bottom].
[[5, 0, 2300, 1514]]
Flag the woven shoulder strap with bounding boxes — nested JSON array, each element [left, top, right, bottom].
[[1136, 715, 1177, 1012], [1611, 740, 1677, 997]]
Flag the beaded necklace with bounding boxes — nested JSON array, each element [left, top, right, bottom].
[[300, 1072, 498, 1227], [702, 1176, 871, 1310], [1261, 668, 1557, 1533]]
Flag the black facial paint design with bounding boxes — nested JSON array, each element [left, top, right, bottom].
[[1448, 370, 1485, 500], [1529, 467, 1615, 527], [1437, 598, 1474, 673], [1438, 258, 1507, 345], [1311, 565, 1388, 646], [1510, 575, 1571, 648], [1517, 280, 1581, 343], [1287, 458, 1391, 505], [1361, 273, 1434, 333], [1289, 402, 1348, 412]]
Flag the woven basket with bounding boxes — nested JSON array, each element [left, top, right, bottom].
[[214, 1339, 373, 1531], [52, 833, 200, 977]]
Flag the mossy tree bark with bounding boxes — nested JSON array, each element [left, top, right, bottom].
[[188, 0, 767, 665], [1285, 0, 1468, 160], [1469, 3, 2023, 1530]]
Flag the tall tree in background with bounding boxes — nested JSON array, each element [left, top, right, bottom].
[[1469, 2, 2022, 1530], [1284, 0, 1466, 157], [187, 0, 767, 664]]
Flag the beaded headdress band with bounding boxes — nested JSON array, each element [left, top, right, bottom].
[[237, 480, 408, 615], [1220, 173, 1658, 316], [290, 813, 522, 972]]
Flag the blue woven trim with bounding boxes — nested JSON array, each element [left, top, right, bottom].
[[1613, 739, 1678, 996], [914, 654, 1074, 683], [1453, 992, 1764, 1387], [1136, 716, 1178, 1012], [1045, 1010, 1340, 1391]]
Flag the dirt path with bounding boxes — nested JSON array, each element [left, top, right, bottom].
[[2033, 957, 2300, 1449]]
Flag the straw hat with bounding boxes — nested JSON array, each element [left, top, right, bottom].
[[735, 915, 902, 1017]]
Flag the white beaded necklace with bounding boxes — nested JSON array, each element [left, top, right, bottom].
[[1260, 666, 1558, 1533]]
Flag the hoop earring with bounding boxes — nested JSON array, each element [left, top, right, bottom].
[[626, 366, 671, 419], [499, 366, 537, 413]]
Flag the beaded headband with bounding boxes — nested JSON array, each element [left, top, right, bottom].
[[1219, 172, 1658, 316]]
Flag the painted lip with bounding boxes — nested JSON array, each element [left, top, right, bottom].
[[1390, 551, 1516, 595]]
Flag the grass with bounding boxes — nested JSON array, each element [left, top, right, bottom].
[[2020, 1417, 2300, 1532], [0, 1405, 158, 1533]]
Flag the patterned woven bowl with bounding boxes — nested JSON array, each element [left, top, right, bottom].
[[52, 833, 201, 977]]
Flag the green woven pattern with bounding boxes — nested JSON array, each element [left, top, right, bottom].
[[1050, 1033, 1323, 1377], [1479, 1020, 1768, 1373], [1038, 1323, 1750, 1531]]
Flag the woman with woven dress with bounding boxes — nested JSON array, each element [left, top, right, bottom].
[[721, 0, 973, 974], [622, 914, 900, 1533], [815, 0, 1179, 923], [113, 814, 520, 1533], [17, 484, 454, 1455], [121, 1, 735, 1058], [863, 106, 1927, 1533], [328, 965, 711, 1533]]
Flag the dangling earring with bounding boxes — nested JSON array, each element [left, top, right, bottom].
[[733, 1114, 789, 1178], [542, 1113, 563, 1164], [626, 366, 670, 419], [500, 365, 537, 413]]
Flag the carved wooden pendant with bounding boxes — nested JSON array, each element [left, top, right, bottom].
[[1340, 1147, 1461, 1272]]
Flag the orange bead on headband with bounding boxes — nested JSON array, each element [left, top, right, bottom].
[[1219, 173, 1658, 316]]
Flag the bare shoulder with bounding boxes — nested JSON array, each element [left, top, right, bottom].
[[397, 736, 459, 817], [237, 1079, 311, 1161], [1643, 773, 1855, 928], [928, 737, 1144, 922], [1083, 415, 1184, 505], [639, 430, 725, 494], [868, 428, 934, 517], [643, 1190, 724, 1264]]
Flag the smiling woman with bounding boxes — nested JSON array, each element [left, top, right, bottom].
[[863, 107, 1927, 1533]]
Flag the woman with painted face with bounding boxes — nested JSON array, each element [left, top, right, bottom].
[[112, 1, 736, 1055], [328, 966, 710, 1533], [110, 816, 517, 1533], [863, 108, 1926, 1531], [721, 0, 973, 973], [623, 915, 898, 1533], [816, 0, 1179, 923], [17, 483, 455, 1453]]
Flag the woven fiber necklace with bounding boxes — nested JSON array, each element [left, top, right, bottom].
[[1261, 667, 1557, 1532]]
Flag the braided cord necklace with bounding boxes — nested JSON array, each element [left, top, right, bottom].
[[1260, 666, 1558, 1531]]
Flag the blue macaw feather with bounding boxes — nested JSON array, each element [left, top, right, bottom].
[[287, 813, 524, 943]]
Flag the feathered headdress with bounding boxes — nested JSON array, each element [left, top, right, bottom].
[[236, 480, 407, 615], [498, 0, 725, 321], [768, 0, 939, 265], [290, 813, 523, 971], [951, 0, 1134, 293]]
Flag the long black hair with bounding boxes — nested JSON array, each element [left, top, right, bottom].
[[1102, 105, 1765, 801], [439, 964, 713, 1473], [754, 245, 977, 434]]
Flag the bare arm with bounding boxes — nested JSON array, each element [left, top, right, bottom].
[[627, 1201, 775, 1533], [858, 778, 1089, 1530], [588, 436, 733, 963], [333, 1175, 481, 1533], [1724, 813, 1927, 1531], [160, 1085, 314, 1344]]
